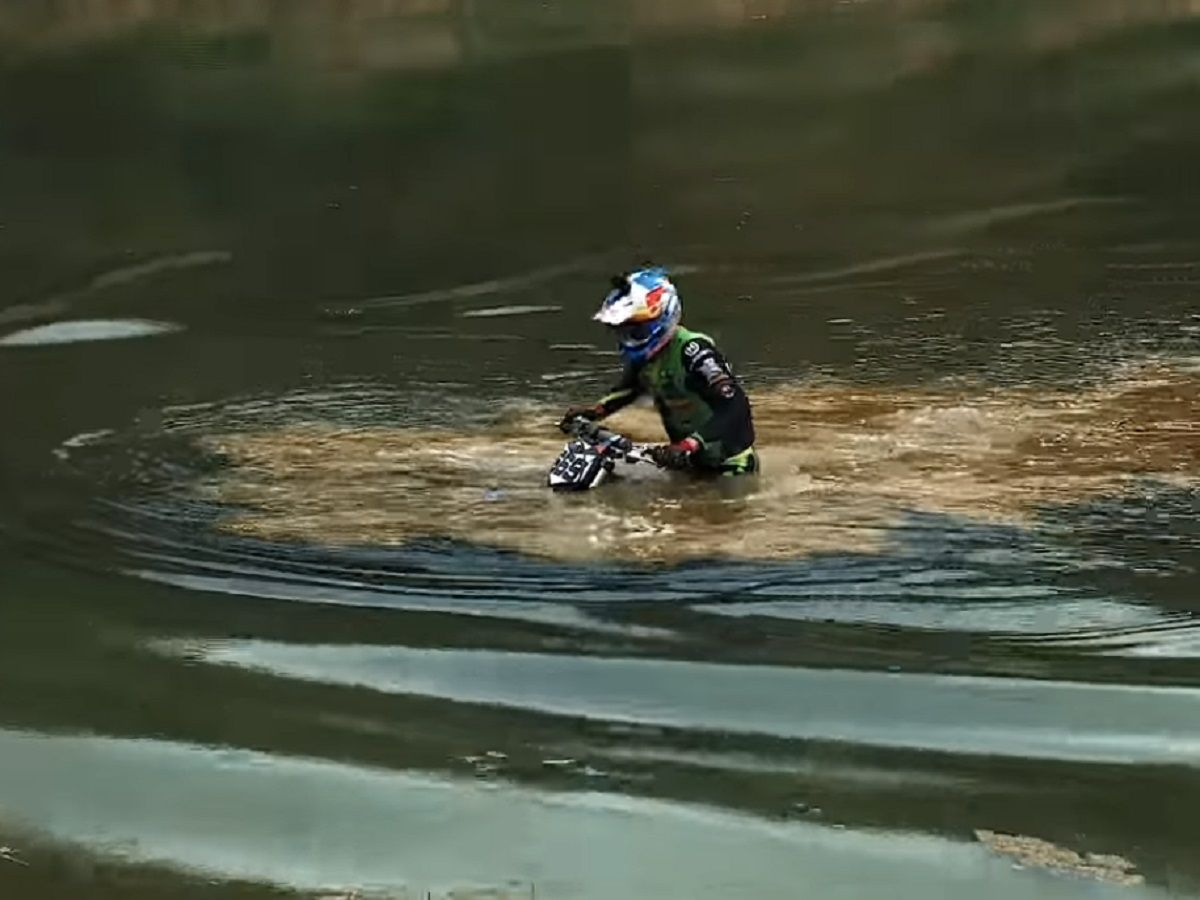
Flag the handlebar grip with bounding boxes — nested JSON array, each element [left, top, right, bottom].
[[560, 415, 591, 436]]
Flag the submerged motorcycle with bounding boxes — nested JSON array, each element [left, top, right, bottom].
[[546, 416, 659, 491]]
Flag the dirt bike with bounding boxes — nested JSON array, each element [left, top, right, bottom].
[[546, 416, 659, 491]]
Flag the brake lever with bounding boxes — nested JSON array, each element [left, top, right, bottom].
[[624, 445, 658, 466]]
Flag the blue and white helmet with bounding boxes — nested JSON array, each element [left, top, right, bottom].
[[593, 267, 681, 364]]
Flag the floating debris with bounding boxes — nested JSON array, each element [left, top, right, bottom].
[[975, 830, 1144, 886]]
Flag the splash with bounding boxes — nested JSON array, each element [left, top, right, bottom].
[[202, 362, 1199, 563]]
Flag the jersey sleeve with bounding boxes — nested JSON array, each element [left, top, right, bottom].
[[680, 337, 753, 452], [595, 365, 643, 417]]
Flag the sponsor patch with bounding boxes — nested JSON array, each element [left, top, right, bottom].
[[698, 358, 726, 384], [683, 341, 702, 358], [718, 382, 737, 398]]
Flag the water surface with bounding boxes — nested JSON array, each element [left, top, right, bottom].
[[1, 2, 1198, 897]]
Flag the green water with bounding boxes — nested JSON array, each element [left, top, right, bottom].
[[1, 2, 1199, 897]]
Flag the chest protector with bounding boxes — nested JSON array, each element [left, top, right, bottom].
[[636, 327, 717, 447]]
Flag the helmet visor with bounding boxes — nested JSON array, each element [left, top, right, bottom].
[[613, 319, 659, 348]]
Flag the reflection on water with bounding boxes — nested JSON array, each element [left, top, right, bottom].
[[0, 318, 182, 346], [181, 640, 1200, 766], [198, 361, 1199, 562], [0, 728, 1161, 900]]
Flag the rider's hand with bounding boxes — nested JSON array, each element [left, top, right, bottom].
[[650, 437, 700, 470], [559, 404, 603, 432]]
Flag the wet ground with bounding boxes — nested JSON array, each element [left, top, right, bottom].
[[1, 1, 1199, 898]]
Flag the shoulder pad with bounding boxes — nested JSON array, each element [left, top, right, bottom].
[[684, 343, 734, 388]]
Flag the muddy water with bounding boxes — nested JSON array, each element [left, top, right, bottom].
[[2, 2, 1200, 899], [198, 363, 1200, 560]]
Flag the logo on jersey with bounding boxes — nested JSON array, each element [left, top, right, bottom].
[[698, 357, 726, 385]]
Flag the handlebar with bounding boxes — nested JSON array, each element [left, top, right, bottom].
[[559, 416, 655, 465]]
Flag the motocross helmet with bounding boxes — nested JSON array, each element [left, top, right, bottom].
[[594, 267, 681, 364]]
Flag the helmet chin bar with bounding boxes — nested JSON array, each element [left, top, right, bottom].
[[617, 322, 677, 363], [613, 326, 647, 346]]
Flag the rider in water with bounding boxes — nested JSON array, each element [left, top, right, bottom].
[[561, 267, 758, 475]]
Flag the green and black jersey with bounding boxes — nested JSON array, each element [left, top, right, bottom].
[[595, 327, 756, 471]]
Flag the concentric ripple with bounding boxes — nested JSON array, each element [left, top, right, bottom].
[[28, 359, 1199, 662]]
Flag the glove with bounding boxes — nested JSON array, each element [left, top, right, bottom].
[[559, 404, 604, 432], [649, 437, 700, 470]]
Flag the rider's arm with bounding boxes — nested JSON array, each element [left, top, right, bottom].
[[594, 365, 643, 418], [681, 338, 754, 456]]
